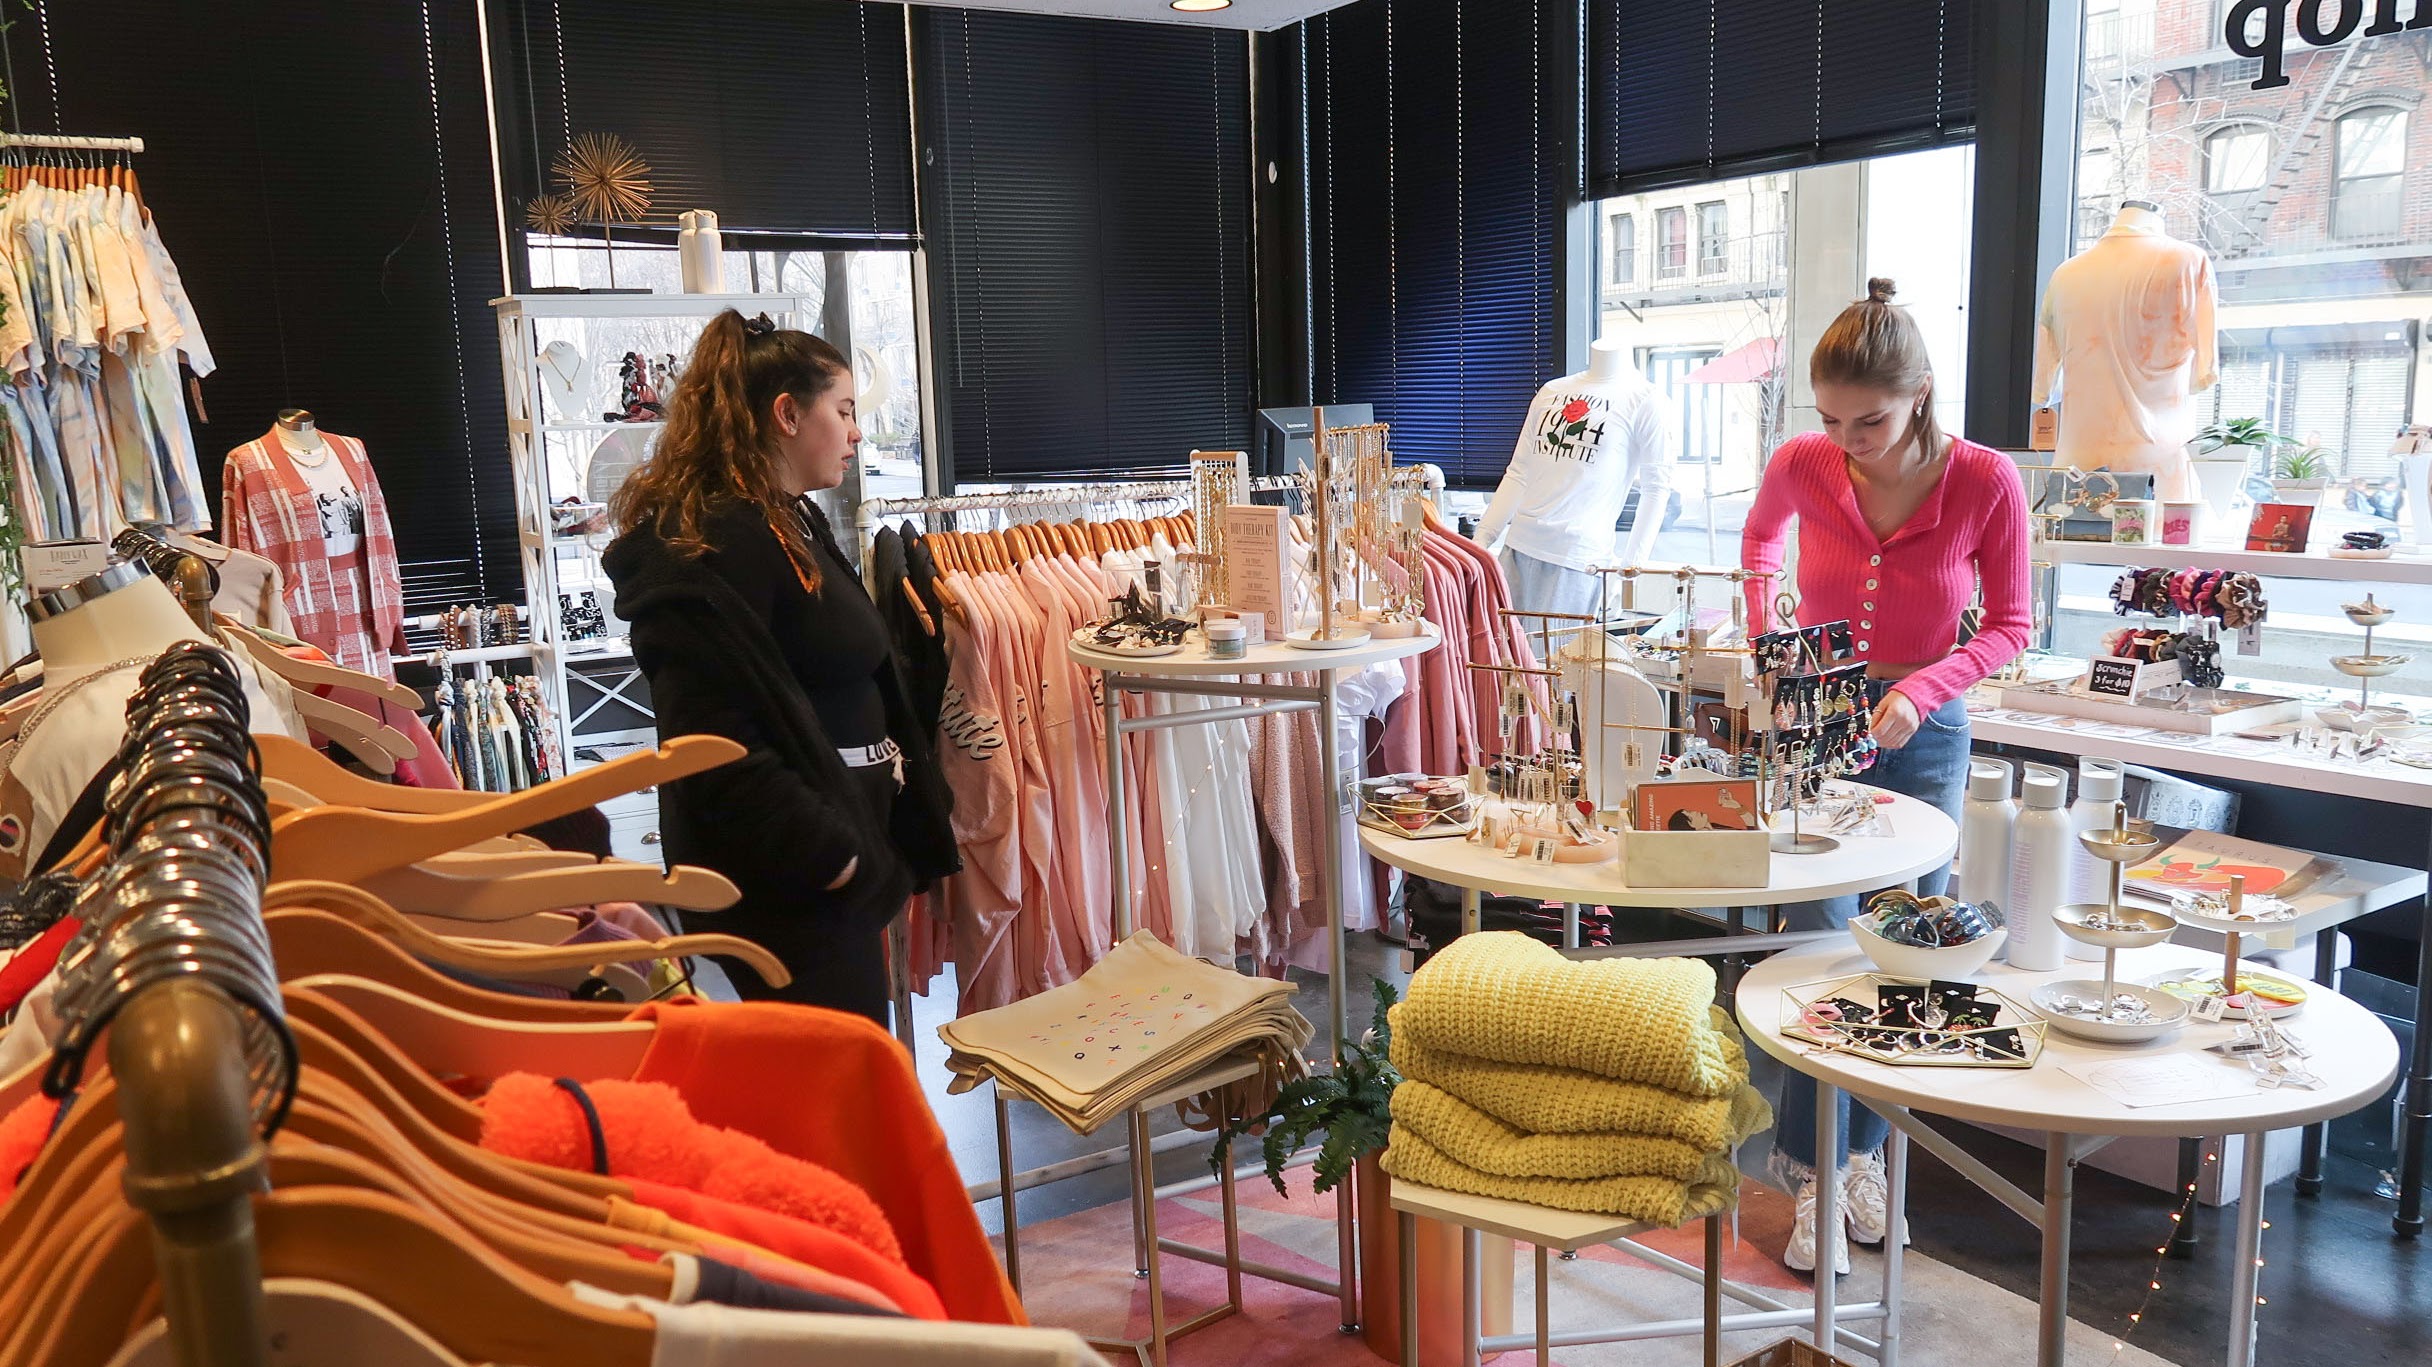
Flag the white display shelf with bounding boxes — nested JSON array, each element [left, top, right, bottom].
[[514, 418, 668, 435], [1968, 700, 2432, 809], [492, 291, 816, 321], [2037, 537, 2432, 585]]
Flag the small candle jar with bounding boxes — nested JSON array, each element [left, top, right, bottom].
[[1203, 620, 1248, 660], [1388, 793, 1431, 831], [2111, 499, 2156, 546], [2160, 502, 2201, 546]]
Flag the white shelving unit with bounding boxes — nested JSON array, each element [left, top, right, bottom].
[[2038, 537, 2432, 585], [493, 292, 818, 761]]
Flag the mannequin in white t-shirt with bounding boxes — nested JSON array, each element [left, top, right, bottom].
[[2033, 202, 2219, 502], [1474, 337, 1675, 618], [275, 409, 366, 556]]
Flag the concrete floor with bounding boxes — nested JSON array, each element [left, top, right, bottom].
[[909, 925, 2431, 1366]]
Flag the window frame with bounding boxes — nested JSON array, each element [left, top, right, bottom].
[[1695, 200, 1729, 276], [2331, 106, 2409, 242], [1656, 205, 1690, 280], [1608, 211, 1636, 287], [2201, 125, 2270, 195]]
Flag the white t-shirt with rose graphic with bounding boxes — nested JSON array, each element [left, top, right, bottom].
[[1476, 368, 1675, 572]]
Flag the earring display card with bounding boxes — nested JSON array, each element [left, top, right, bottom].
[[1783, 973, 2045, 1069], [1631, 776, 1760, 832]]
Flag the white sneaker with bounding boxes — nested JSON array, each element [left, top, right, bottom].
[[1845, 1150, 1891, 1245], [1784, 1172, 1851, 1275]]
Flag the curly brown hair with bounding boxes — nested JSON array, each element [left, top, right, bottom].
[[610, 309, 849, 590]]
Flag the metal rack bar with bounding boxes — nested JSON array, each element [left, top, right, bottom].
[[854, 466, 1444, 533], [0, 132, 144, 153]]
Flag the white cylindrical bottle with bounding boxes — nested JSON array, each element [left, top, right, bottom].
[[2062, 759, 2127, 960], [1956, 759, 2017, 914], [2006, 765, 2072, 972]]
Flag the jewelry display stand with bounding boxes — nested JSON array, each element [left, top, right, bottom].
[[2034, 802, 2185, 1043]]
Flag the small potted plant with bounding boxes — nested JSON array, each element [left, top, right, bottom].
[[1212, 978, 1513, 1364], [2270, 445, 2333, 506], [2187, 418, 2287, 525]]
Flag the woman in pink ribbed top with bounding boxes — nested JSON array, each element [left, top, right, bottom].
[[1740, 279, 2030, 1277]]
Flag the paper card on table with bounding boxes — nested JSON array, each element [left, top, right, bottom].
[[1224, 503, 1289, 639], [2061, 1054, 2258, 1108]]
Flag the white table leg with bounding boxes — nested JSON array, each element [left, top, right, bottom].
[[1813, 1080, 1842, 1350], [2228, 1129, 2270, 1367], [1462, 886, 1481, 937], [2038, 1138, 2075, 1367], [1562, 902, 1581, 950], [1319, 667, 1359, 1329], [1401, 1211, 1419, 1367], [1463, 1225, 1483, 1367], [1882, 1125, 1908, 1367]]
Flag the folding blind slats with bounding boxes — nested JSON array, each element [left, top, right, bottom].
[[1589, 0, 1976, 198], [1310, 0, 1559, 490], [923, 10, 1254, 484], [503, 0, 916, 241]]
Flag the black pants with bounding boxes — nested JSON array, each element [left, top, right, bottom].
[[718, 761, 902, 1028]]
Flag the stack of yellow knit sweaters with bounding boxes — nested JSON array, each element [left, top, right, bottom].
[[1380, 931, 1771, 1226]]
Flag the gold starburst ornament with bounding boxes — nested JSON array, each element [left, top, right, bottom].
[[554, 132, 653, 225], [523, 192, 577, 237]]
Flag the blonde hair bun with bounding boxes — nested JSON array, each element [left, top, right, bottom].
[[1866, 277, 1898, 304]]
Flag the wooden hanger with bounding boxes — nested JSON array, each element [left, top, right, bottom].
[[263, 878, 789, 988], [258, 735, 494, 813], [217, 618, 422, 712], [265, 909, 634, 1027], [291, 973, 658, 1088], [364, 860, 738, 921], [270, 735, 742, 882], [284, 690, 416, 776], [49, 1187, 656, 1367]]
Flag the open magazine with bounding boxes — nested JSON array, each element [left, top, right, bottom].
[[2121, 828, 2322, 902]]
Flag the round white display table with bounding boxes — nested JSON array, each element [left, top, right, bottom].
[[1737, 939, 2400, 1367], [1066, 625, 1439, 678], [1357, 785, 1958, 928]]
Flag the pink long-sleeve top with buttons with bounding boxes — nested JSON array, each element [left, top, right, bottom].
[[1740, 433, 2033, 713]]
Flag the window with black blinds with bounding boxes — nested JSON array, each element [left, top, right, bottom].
[[8, 0, 515, 598], [497, 0, 916, 242], [1589, 0, 1976, 197], [920, 10, 1255, 484], [1308, 0, 1561, 490]]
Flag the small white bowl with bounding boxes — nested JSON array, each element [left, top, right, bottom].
[[1849, 915, 2007, 981]]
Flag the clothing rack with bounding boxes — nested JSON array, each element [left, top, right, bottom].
[[45, 642, 285, 1367], [0, 132, 146, 154], [853, 464, 1446, 540]]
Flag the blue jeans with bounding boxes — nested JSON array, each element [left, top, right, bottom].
[[1773, 687, 1972, 1172]]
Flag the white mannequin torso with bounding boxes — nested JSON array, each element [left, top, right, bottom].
[[1476, 338, 1678, 572], [2033, 205, 2219, 502]]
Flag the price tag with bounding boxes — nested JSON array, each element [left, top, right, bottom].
[[1530, 837, 1557, 864], [2237, 620, 2263, 657], [2085, 656, 2141, 699], [2192, 993, 2228, 1024]]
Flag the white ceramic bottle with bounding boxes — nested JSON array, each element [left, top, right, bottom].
[[2062, 759, 2127, 960], [1956, 758, 2017, 914], [2006, 765, 2072, 971]]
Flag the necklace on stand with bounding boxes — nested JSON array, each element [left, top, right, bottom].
[[281, 435, 334, 470]]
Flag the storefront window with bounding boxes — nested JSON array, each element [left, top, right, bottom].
[[2070, 2, 2432, 699], [1577, 147, 1975, 568]]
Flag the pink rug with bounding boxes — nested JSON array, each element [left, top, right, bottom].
[[999, 1163, 2179, 1366]]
